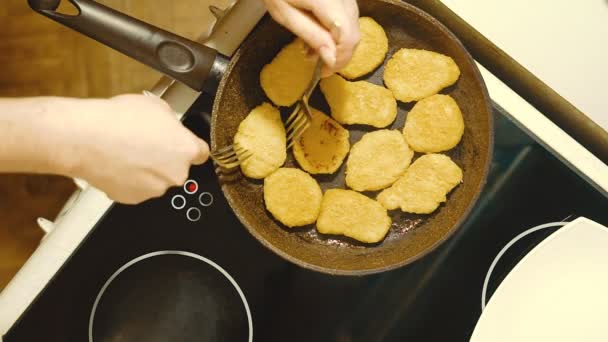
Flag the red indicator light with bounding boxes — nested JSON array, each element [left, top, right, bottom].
[[187, 182, 197, 193]]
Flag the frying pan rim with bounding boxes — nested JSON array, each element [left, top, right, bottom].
[[210, 0, 494, 276]]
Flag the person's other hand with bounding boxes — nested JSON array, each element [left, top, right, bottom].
[[66, 94, 208, 204], [263, 0, 360, 76]]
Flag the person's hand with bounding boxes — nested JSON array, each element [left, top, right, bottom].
[[65, 94, 209, 204], [263, 0, 360, 76]]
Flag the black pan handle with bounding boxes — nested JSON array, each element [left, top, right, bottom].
[[28, 0, 224, 92]]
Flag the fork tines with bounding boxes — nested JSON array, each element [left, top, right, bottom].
[[286, 104, 312, 149], [210, 143, 252, 169], [285, 59, 321, 148]]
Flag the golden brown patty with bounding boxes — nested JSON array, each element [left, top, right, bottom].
[[320, 74, 397, 128], [339, 17, 389, 79], [383, 48, 460, 102], [260, 38, 317, 106], [316, 189, 392, 243], [345, 130, 414, 191], [264, 168, 323, 227], [233, 102, 286, 179], [293, 107, 350, 174], [403, 94, 465, 152], [377, 154, 463, 214]]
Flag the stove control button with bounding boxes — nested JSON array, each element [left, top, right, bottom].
[[171, 195, 186, 210], [186, 207, 202, 222], [184, 180, 198, 194], [199, 192, 214, 207]]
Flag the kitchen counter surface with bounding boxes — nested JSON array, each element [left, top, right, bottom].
[[444, 0, 608, 132]]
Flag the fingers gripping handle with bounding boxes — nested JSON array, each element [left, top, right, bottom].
[[28, 0, 220, 92]]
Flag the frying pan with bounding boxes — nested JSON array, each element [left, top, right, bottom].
[[29, 0, 493, 275]]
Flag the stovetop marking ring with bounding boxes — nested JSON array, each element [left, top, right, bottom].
[[88, 250, 253, 342]]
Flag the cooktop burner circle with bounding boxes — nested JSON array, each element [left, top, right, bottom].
[[88, 250, 252, 342]]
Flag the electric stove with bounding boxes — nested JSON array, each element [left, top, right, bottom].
[[2, 1, 607, 341], [3, 92, 607, 341]]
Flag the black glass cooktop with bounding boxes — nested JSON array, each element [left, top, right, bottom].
[[4, 94, 607, 342]]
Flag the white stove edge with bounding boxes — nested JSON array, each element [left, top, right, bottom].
[[1, 0, 607, 337]]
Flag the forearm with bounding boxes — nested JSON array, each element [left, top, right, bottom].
[[0, 97, 83, 176]]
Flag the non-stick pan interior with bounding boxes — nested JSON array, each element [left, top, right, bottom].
[[211, 0, 493, 275]]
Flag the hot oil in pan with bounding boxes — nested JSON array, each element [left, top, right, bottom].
[[277, 29, 464, 247]]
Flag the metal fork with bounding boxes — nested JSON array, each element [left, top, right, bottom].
[[210, 142, 253, 169], [285, 59, 322, 148], [211, 59, 321, 168]]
